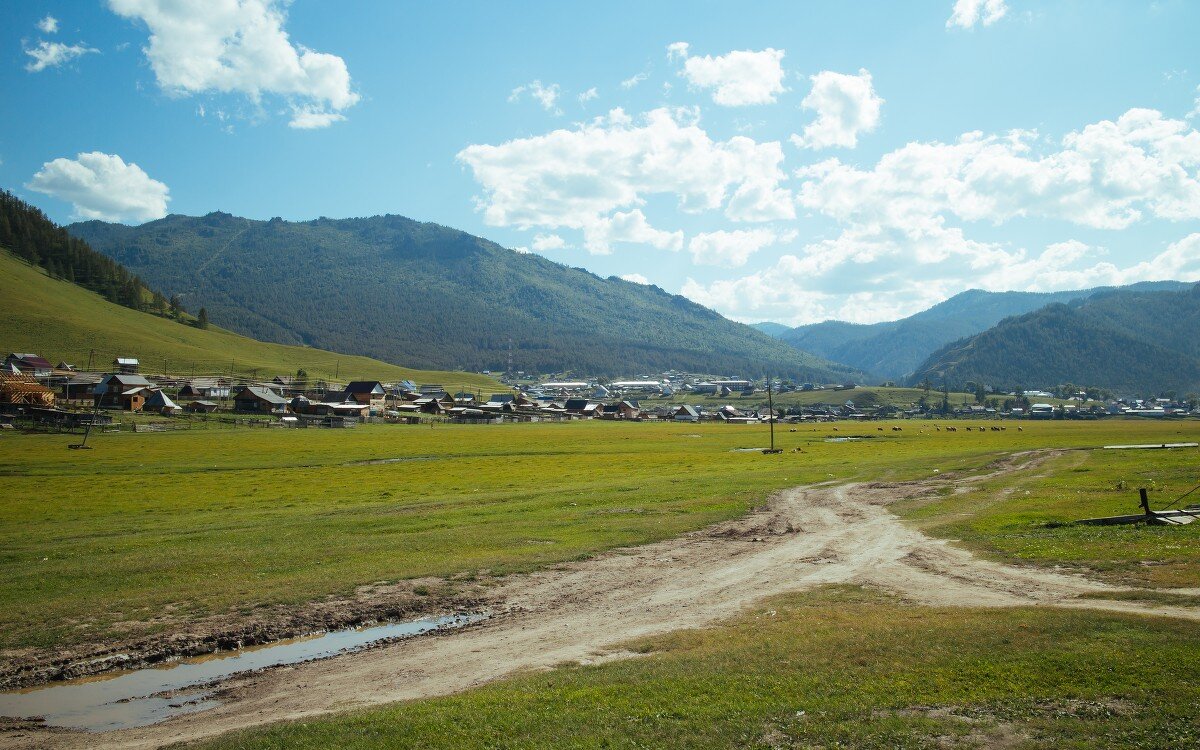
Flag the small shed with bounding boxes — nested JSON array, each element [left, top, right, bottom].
[[114, 357, 140, 375], [145, 389, 182, 415]]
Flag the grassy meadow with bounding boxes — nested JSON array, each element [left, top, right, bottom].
[[199, 587, 1200, 750], [1, 418, 1197, 656], [0, 250, 501, 387]]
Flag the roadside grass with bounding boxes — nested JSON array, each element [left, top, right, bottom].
[[196, 586, 1200, 750], [0, 419, 1194, 654], [893, 442, 1200, 588]]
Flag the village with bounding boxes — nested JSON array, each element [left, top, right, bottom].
[[2, 351, 1196, 433]]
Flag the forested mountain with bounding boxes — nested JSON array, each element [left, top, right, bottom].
[[0, 193, 498, 385], [776, 283, 1191, 380], [749, 322, 791, 338], [70, 212, 860, 380], [0, 190, 165, 314], [907, 284, 1200, 394]]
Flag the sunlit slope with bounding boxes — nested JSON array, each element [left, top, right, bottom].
[[0, 250, 502, 387]]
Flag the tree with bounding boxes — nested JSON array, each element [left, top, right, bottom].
[[197, 307, 210, 329]]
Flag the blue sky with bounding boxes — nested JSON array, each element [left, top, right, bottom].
[[3, 1, 1199, 326]]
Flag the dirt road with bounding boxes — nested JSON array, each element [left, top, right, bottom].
[[8, 451, 1198, 749]]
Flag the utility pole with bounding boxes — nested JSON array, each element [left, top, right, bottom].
[[763, 379, 782, 454], [87, 348, 95, 372]]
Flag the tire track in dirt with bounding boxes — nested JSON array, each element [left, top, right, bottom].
[[9, 450, 1198, 749]]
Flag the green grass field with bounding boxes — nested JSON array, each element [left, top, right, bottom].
[[197, 586, 1200, 750], [0, 250, 501, 388], [1, 419, 1197, 657]]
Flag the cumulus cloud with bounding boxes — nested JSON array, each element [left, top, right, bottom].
[[682, 233, 1200, 326], [24, 40, 98, 72], [947, 0, 1008, 29], [578, 87, 598, 104], [531, 233, 568, 252], [682, 108, 1200, 325], [688, 228, 782, 267], [668, 42, 786, 106], [791, 69, 883, 150], [620, 273, 650, 285], [583, 209, 682, 255], [37, 16, 59, 34], [509, 80, 562, 115], [457, 106, 795, 247], [107, 0, 359, 128], [795, 108, 1200, 232], [27, 152, 169, 223]]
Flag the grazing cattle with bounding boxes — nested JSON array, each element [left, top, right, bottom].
[[1017, 426, 1024, 431], [892, 426, 902, 431]]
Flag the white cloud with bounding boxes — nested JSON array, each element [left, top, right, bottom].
[[683, 227, 1200, 327], [621, 72, 648, 89], [27, 152, 169, 223], [287, 106, 346, 129], [795, 108, 1200, 232], [107, 0, 359, 127], [791, 69, 884, 150], [689, 108, 1199, 323], [578, 87, 598, 104], [669, 42, 786, 106], [509, 80, 562, 115], [457, 106, 795, 243], [620, 273, 650, 285], [582, 209, 682, 255], [947, 0, 1008, 29], [688, 228, 781, 267], [24, 40, 98, 72], [531, 233, 568, 252], [37, 16, 60, 34]]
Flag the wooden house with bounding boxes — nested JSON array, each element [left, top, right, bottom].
[[233, 386, 288, 414], [4, 353, 53, 378], [340, 381, 387, 411], [95, 373, 156, 408], [0, 372, 55, 407]]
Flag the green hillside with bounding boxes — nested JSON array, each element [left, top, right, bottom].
[[70, 212, 860, 381], [908, 284, 1200, 395], [0, 250, 501, 388], [779, 283, 1191, 380]]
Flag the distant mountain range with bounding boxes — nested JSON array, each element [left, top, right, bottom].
[[908, 283, 1200, 395], [759, 282, 1192, 381], [70, 213, 860, 381]]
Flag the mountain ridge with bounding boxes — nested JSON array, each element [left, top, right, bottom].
[[774, 282, 1192, 380], [69, 212, 861, 381], [907, 284, 1200, 394]]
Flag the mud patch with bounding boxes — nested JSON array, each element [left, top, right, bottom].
[[0, 614, 485, 732], [0, 577, 490, 691]]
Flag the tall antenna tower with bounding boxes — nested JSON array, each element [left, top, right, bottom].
[[507, 336, 514, 377]]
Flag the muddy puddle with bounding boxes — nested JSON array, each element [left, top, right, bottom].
[[0, 613, 484, 732]]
